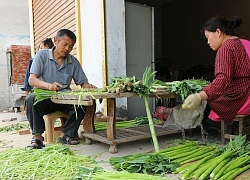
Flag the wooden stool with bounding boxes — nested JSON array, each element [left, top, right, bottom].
[[221, 114, 250, 145], [43, 111, 69, 143]]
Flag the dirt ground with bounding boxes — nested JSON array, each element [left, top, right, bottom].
[[0, 112, 30, 150]]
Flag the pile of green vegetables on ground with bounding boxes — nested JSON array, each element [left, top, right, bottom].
[[0, 144, 171, 180], [73, 167, 172, 180], [0, 144, 95, 179], [2, 137, 250, 179], [175, 135, 250, 180], [109, 136, 250, 180], [94, 116, 162, 131], [0, 123, 29, 132], [0, 116, 161, 133]]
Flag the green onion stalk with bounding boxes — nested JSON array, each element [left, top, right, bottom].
[[143, 96, 159, 152], [135, 67, 167, 152]]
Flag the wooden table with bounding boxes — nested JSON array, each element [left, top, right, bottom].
[[51, 91, 181, 153]]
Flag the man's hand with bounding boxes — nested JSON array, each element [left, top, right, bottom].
[[48, 82, 62, 91], [182, 93, 201, 110]]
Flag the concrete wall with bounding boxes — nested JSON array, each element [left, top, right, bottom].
[[161, 0, 250, 72], [80, 0, 127, 115], [80, 0, 104, 112], [0, 0, 30, 111], [105, 0, 127, 117]]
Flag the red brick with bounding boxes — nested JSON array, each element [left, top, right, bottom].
[[18, 129, 31, 135], [9, 45, 31, 84]]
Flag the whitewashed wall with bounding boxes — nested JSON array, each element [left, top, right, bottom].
[[80, 0, 127, 116], [80, 0, 104, 112], [105, 0, 127, 117], [0, 0, 30, 111], [105, 0, 126, 80]]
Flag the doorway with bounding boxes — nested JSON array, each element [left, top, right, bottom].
[[125, 2, 154, 119]]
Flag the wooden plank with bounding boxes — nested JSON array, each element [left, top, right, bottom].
[[51, 91, 176, 101], [51, 99, 93, 106], [82, 124, 181, 145], [149, 92, 177, 98], [122, 128, 149, 135], [51, 92, 136, 101]]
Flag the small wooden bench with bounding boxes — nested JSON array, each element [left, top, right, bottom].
[[43, 111, 68, 143], [221, 114, 250, 145], [43, 99, 94, 143]]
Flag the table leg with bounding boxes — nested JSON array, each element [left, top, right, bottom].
[[107, 98, 117, 153], [83, 100, 96, 144], [107, 98, 116, 140]]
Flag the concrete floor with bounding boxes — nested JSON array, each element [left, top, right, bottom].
[[2, 111, 247, 180]]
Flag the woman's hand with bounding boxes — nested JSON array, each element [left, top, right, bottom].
[[182, 93, 201, 109]]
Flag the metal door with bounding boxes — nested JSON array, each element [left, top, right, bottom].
[[125, 2, 154, 119]]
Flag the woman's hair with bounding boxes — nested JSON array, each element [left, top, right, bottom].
[[41, 38, 54, 48], [202, 15, 243, 36]]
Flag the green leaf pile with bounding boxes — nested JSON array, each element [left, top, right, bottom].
[[109, 153, 179, 176], [165, 78, 209, 101], [0, 123, 29, 132]]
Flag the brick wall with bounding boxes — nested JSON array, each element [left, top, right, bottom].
[[9, 45, 31, 84]]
